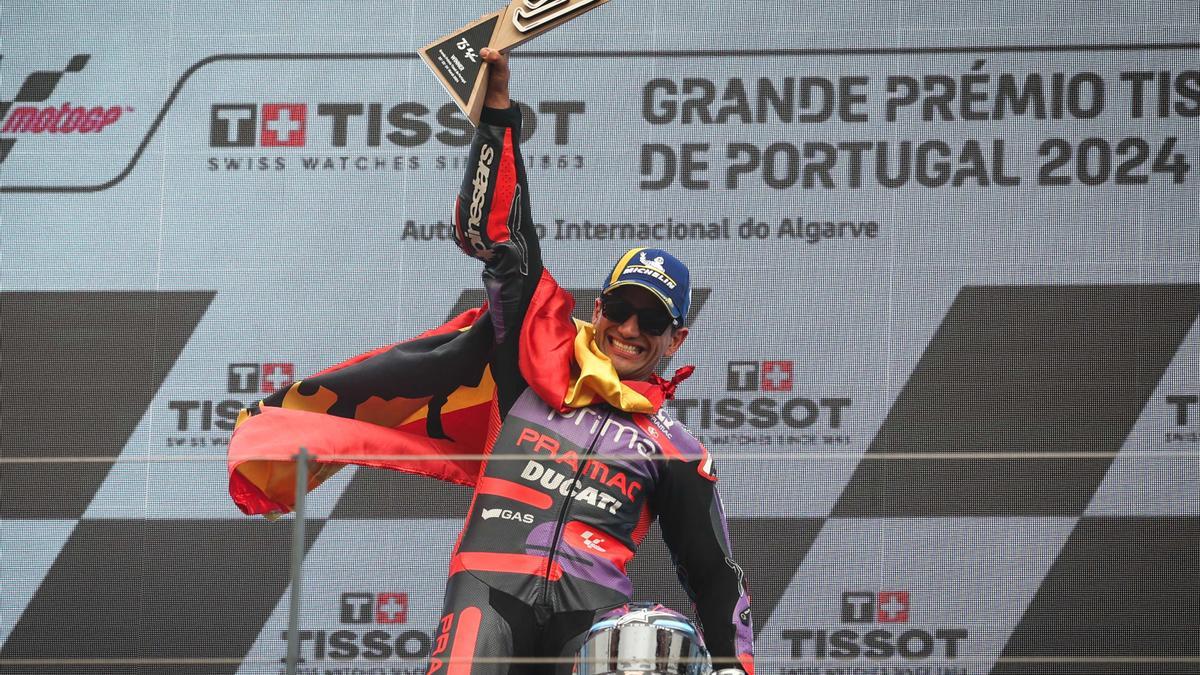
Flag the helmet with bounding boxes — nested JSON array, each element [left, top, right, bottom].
[[575, 603, 711, 675]]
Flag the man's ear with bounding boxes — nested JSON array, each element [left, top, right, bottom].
[[665, 326, 689, 357], [591, 297, 603, 324]]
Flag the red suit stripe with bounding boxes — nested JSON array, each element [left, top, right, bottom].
[[450, 552, 563, 581], [486, 128, 518, 244], [476, 476, 554, 510], [447, 607, 481, 675], [630, 503, 653, 546]]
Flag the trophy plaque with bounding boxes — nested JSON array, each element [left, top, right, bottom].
[[419, 0, 612, 125]]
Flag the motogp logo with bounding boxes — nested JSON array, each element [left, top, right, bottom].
[[512, 0, 602, 33], [0, 54, 127, 165]]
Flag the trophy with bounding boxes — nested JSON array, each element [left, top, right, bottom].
[[419, 0, 612, 125]]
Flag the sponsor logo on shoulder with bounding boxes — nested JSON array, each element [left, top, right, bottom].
[[650, 408, 680, 441]]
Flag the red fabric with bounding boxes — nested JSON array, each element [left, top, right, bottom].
[[519, 269, 579, 412], [648, 365, 695, 401], [622, 378, 665, 411], [630, 503, 654, 546], [230, 406, 484, 481], [228, 467, 288, 515], [226, 307, 495, 516], [311, 306, 486, 379], [227, 405, 487, 517], [227, 274, 698, 516]]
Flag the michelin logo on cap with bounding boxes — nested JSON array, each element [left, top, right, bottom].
[[603, 247, 692, 321], [626, 252, 677, 288]]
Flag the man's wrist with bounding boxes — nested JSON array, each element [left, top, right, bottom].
[[484, 94, 511, 109], [480, 101, 521, 126]]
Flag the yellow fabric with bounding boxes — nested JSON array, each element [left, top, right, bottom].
[[562, 320, 657, 413], [608, 247, 644, 286]]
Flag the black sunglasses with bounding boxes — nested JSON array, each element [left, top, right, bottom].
[[600, 294, 676, 336]]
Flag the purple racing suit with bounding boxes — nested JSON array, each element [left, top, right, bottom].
[[428, 103, 753, 675]]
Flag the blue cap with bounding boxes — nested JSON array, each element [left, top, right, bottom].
[[602, 247, 692, 323]]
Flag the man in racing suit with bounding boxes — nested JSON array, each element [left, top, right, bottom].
[[430, 49, 753, 675]]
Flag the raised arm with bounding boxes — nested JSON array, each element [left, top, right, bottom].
[[451, 49, 544, 416]]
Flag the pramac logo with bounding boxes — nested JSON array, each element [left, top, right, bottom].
[[512, 0, 603, 33]]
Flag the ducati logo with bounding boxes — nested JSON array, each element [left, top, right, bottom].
[[512, 0, 602, 33]]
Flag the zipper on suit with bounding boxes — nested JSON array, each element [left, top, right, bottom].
[[540, 408, 609, 602]]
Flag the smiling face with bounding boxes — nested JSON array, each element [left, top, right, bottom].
[[591, 285, 689, 381]]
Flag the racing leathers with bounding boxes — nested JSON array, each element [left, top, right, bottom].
[[434, 103, 753, 675]]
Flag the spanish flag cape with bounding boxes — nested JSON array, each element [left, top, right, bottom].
[[226, 270, 691, 516]]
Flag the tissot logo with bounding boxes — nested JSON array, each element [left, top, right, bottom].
[[669, 360, 850, 440], [0, 54, 128, 164], [1166, 394, 1197, 426], [340, 592, 409, 624], [842, 591, 909, 623], [780, 591, 967, 661], [166, 362, 293, 439], [208, 100, 583, 150], [210, 103, 307, 147], [2, 53, 593, 192], [727, 360, 794, 392], [227, 362, 296, 394], [261, 103, 306, 146], [280, 592, 431, 663], [1164, 393, 1199, 443]]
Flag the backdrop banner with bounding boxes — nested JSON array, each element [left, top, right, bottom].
[[2, 2, 1198, 674]]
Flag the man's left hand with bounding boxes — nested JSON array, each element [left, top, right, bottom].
[[480, 48, 511, 109]]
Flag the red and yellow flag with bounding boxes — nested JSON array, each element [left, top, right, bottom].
[[226, 271, 680, 517]]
